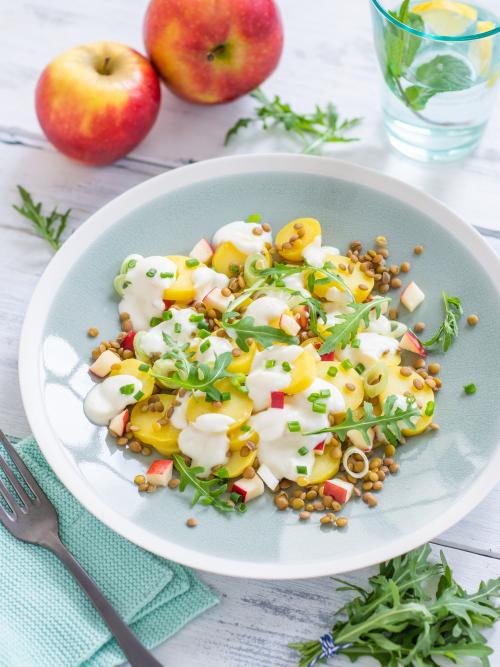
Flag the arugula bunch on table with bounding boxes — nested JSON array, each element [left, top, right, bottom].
[[13, 185, 70, 251], [291, 544, 500, 666]]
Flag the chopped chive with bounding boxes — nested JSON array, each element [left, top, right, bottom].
[[312, 401, 327, 414], [307, 392, 320, 402], [319, 388, 331, 398], [282, 361, 292, 372], [133, 390, 144, 401], [127, 259, 137, 270], [425, 401, 435, 416], [240, 424, 251, 432], [197, 320, 209, 330], [246, 213, 262, 223], [275, 280, 285, 288], [265, 359, 276, 369], [351, 338, 360, 348], [297, 446, 308, 456], [198, 329, 210, 339], [341, 359, 353, 371], [174, 322, 182, 334], [150, 317, 162, 327], [146, 268, 157, 278], [162, 310, 173, 321], [175, 360, 184, 369], [119, 384, 135, 395], [160, 272, 174, 279], [138, 363, 150, 372], [237, 502, 248, 513], [287, 421, 301, 433], [230, 491, 242, 503], [230, 263, 240, 275], [186, 258, 200, 268], [296, 465, 308, 475], [237, 385, 249, 394], [122, 280, 131, 289], [200, 339, 211, 354], [221, 391, 231, 402], [189, 314, 204, 322], [215, 467, 229, 479], [327, 365, 338, 377], [464, 383, 476, 395], [355, 363, 365, 375]]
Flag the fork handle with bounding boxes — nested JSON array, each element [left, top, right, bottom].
[[43, 534, 163, 667]]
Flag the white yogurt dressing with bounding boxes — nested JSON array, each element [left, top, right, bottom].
[[392, 393, 420, 427], [194, 335, 233, 364], [245, 296, 288, 326], [325, 285, 352, 307], [139, 307, 199, 357], [283, 272, 311, 297], [170, 391, 191, 430], [246, 345, 304, 412], [178, 413, 235, 477], [212, 221, 272, 255], [84, 374, 142, 426], [250, 379, 344, 481], [118, 255, 177, 331], [303, 236, 340, 268], [192, 265, 229, 301], [338, 332, 399, 367], [366, 313, 392, 335]]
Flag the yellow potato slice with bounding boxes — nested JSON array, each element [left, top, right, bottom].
[[379, 366, 434, 436], [316, 360, 364, 412], [276, 217, 322, 262], [130, 394, 180, 454], [227, 342, 257, 375], [310, 254, 374, 303], [186, 378, 253, 430], [228, 425, 259, 452], [297, 445, 341, 486], [212, 242, 247, 277], [110, 358, 155, 399], [285, 349, 316, 395], [163, 255, 197, 302], [225, 447, 258, 478]]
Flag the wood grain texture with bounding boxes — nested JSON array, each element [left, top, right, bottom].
[[1, 0, 499, 664]]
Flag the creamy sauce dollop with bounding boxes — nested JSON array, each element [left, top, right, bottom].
[[246, 345, 304, 412], [303, 236, 340, 268], [192, 265, 229, 302], [139, 307, 199, 357], [245, 296, 288, 326], [338, 332, 399, 366], [178, 413, 235, 477], [194, 335, 233, 363], [212, 221, 272, 255], [84, 374, 142, 425]]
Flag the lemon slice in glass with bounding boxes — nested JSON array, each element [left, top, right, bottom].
[[469, 20, 495, 78], [411, 1, 478, 36]]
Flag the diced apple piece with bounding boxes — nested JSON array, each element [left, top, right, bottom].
[[303, 342, 321, 362], [146, 459, 173, 487], [323, 478, 353, 503], [347, 427, 374, 452], [320, 351, 334, 361], [294, 305, 309, 329], [399, 330, 426, 357], [279, 313, 301, 336], [122, 331, 136, 352], [270, 391, 285, 409], [190, 238, 213, 264], [400, 281, 425, 312], [231, 475, 264, 502], [89, 349, 121, 378], [203, 287, 233, 312], [314, 439, 326, 455], [109, 409, 129, 437], [257, 464, 279, 491]]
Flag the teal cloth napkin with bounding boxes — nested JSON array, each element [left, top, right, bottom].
[[0, 437, 218, 667]]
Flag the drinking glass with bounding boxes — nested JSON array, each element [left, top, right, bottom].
[[370, 0, 500, 161]]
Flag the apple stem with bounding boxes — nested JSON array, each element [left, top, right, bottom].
[[207, 44, 226, 62], [101, 56, 111, 75]]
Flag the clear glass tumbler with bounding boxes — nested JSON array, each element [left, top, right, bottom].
[[370, 0, 500, 161]]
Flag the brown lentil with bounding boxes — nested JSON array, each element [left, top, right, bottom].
[[306, 489, 318, 501], [275, 494, 289, 510], [138, 483, 149, 492], [400, 261, 411, 273], [134, 474, 146, 486], [252, 226, 263, 236], [413, 378, 424, 390], [122, 320, 133, 333], [313, 500, 325, 511], [425, 377, 436, 389], [323, 496, 333, 509], [414, 358, 426, 370], [168, 478, 180, 489], [129, 441, 142, 453], [467, 314, 479, 326], [320, 515, 333, 525], [377, 470, 386, 481], [413, 322, 426, 333], [239, 445, 250, 458], [427, 363, 440, 375], [384, 457, 394, 466], [345, 382, 356, 392], [243, 466, 256, 479], [186, 518, 198, 527], [391, 277, 402, 289], [363, 482, 373, 491], [336, 517, 348, 528], [389, 463, 400, 474], [414, 245, 423, 255], [429, 422, 440, 431], [379, 284, 390, 294], [116, 437, 128, 446], [123, 349, 134, 359], [261, 223, 271, 232], [291, 497, 305, 511], [388, 307, 398, 320], [146, 485, 156, 493], [87, 327, 99, 337], [299, 511, 311, 521], [389, 264, 400, 275], [279, 479, 292, 490], [362, 492, 377, 507]]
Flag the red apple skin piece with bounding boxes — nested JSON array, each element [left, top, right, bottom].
[[35, 42, 161, 165], [144, 0, 283, 104], [122, 331, 137, 352], [399, 330, 427, 358]]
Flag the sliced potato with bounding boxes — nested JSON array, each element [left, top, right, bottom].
[[163, 255, 197, 302], [276, 217, 321, 262], [311, 254, 374, 303], [298, 445, 341, 485], [225, 447, 258, 478], [130, 394, 180, 454], [379, 366, 434, 436], [228, 425, 259, 452], [186, 378, 253, 429], [285, 349, 316, 395], [110, 358, 155, 399], [227, 342, 257, 375], [316, 360, 364, 412], [212, 242, 247, 277]]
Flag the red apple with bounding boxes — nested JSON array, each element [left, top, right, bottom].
[[35, 42, 161, 165], [143, 0, 283, 104]]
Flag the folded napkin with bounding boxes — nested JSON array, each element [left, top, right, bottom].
[[0, 437, 218, 667]]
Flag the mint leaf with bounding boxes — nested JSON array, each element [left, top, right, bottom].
[[415, 55, 473, 92], [405, 85, 436, 110]]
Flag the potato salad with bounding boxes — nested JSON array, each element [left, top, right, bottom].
[[84, 215, 444, 527]]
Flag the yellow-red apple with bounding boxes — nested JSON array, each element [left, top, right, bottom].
[[144, 0, 283, 104], [35, 42, 161, 165]]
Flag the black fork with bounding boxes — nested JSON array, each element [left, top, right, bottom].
[[0, 430, 163, 667]]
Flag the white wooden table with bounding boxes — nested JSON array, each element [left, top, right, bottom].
[[1, 1, 499, 665]]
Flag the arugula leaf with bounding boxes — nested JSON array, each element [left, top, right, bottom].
[[223, 316, 298, 352], [13, 185, 70, 251], [172, 454, 234, 513], [422, 292, 463, 352], [318, 297, 390, 355], [224, 87, 362, 154], [304, 395, 419, 446]]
